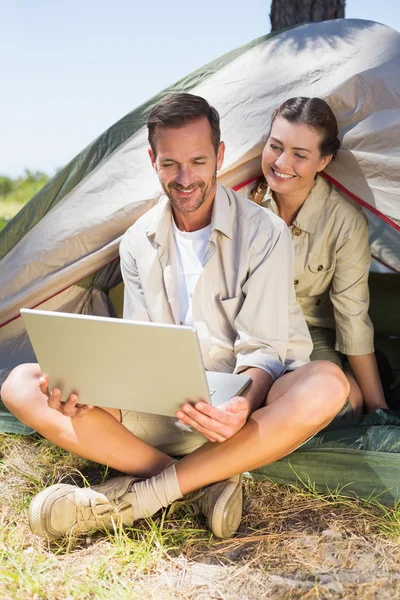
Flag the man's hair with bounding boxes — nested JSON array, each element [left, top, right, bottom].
[[147, 93, 221, 155]]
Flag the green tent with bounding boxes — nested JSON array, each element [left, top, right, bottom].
[[1, 19, 399, 504]]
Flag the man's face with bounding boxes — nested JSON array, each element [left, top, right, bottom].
[[149, 118, 225, 216]]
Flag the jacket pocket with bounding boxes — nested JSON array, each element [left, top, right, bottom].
[[308, 255, 334, 274]]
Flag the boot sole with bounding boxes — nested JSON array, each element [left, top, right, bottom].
[[29, 483, 75, 539], [210, 475, 243, 539]]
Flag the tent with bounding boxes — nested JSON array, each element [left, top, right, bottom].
[[1, 18, 399, 503]]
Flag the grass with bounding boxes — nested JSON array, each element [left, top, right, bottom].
[[1, 433, 400, 599]]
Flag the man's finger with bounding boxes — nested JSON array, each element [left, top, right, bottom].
[[177, 407, 233, 439], [180, 404, 226, 431], [180, 402, 221, 420], [61, 394, 79, 418], [39, 376, 50, 397], [176, 412, 227, 441], [219, 396, 249, 414], [191, 401, 238, 424], [47, 388, 62, 409]]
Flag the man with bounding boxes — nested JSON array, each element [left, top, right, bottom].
[[1, 94, 349, 541]]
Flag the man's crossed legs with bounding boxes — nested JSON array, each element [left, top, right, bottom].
[[1, 361, 349, 539]]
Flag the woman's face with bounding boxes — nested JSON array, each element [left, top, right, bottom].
[[261, 116, 332, 196]]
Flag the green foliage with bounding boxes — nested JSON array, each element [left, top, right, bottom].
[[0, 176, 13, 196], [1, 170, 50, 203], [0, 170, 50, 231]]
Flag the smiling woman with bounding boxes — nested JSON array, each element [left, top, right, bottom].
[[250, 97, 388, 416]]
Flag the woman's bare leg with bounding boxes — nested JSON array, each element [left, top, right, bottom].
[[1, 363, 172, 477], [344, 370, 363, 417]]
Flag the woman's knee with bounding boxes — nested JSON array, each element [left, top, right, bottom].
[[285, 361, 349, 425], [307, 360, 350, 416], [311, 358, 349, 388], [267, 360, 349, 411]]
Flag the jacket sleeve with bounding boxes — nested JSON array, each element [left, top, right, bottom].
[[234, 219, 312, 380], [119, 231, 151, 322], [330, 212, 374, 355]]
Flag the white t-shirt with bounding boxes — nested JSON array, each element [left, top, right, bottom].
[[172, 219, 212, 326]]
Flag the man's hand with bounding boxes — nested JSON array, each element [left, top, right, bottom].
[[175, 396, 250, 442], [39, 376, 94, 419]]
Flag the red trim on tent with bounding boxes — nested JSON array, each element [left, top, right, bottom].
[[371, 255, 400, 274], [233, 176, 259, 191], [322, 173, 400, 233], [1, 174, 398, 329]]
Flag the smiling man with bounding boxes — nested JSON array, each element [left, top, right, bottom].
[[151, 117, 222, 220], [2, 94, 350, 541]]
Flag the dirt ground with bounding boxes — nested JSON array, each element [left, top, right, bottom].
[[1, 435, 400, 599]]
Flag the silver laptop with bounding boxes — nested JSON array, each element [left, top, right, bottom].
[[21, 309, 251, 417]]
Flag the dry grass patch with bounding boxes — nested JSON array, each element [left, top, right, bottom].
[[1, 433, 400, 599]]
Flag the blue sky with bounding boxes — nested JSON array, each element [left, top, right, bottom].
[[2, 0, 400, 177]]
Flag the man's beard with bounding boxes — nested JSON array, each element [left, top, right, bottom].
[[163, 172, 217, 214]]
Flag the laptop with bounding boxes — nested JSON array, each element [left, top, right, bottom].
[[20, 308, 251, 417]]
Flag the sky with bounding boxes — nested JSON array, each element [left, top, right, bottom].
[[2, 0, 400, 178]]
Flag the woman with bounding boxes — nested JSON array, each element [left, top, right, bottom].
[[250, 97, 388, 416]]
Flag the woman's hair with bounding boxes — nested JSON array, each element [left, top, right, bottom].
[[271, 97, 340, 158], [250, 97, 340, 203]]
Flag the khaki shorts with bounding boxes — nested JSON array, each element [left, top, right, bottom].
[[308, 325, 343, 368], [308, 325, 354, 420], [120, 410, 207, 456]]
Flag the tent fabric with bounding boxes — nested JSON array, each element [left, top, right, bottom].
[[365, 211, 400, 273], [250, 411, 400, 506], [1, 20, 400, 337], [0, 15, 399, 509]]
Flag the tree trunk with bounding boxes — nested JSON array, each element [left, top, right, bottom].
[[270, 0, 345, 32]]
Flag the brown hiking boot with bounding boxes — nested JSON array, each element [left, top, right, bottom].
[[28, 476, 142, 540], [169, 474, 243, 539]]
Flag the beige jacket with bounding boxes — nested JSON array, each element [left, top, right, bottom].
[[260, 176, 374, 355], [120, 184, 312, 381]]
